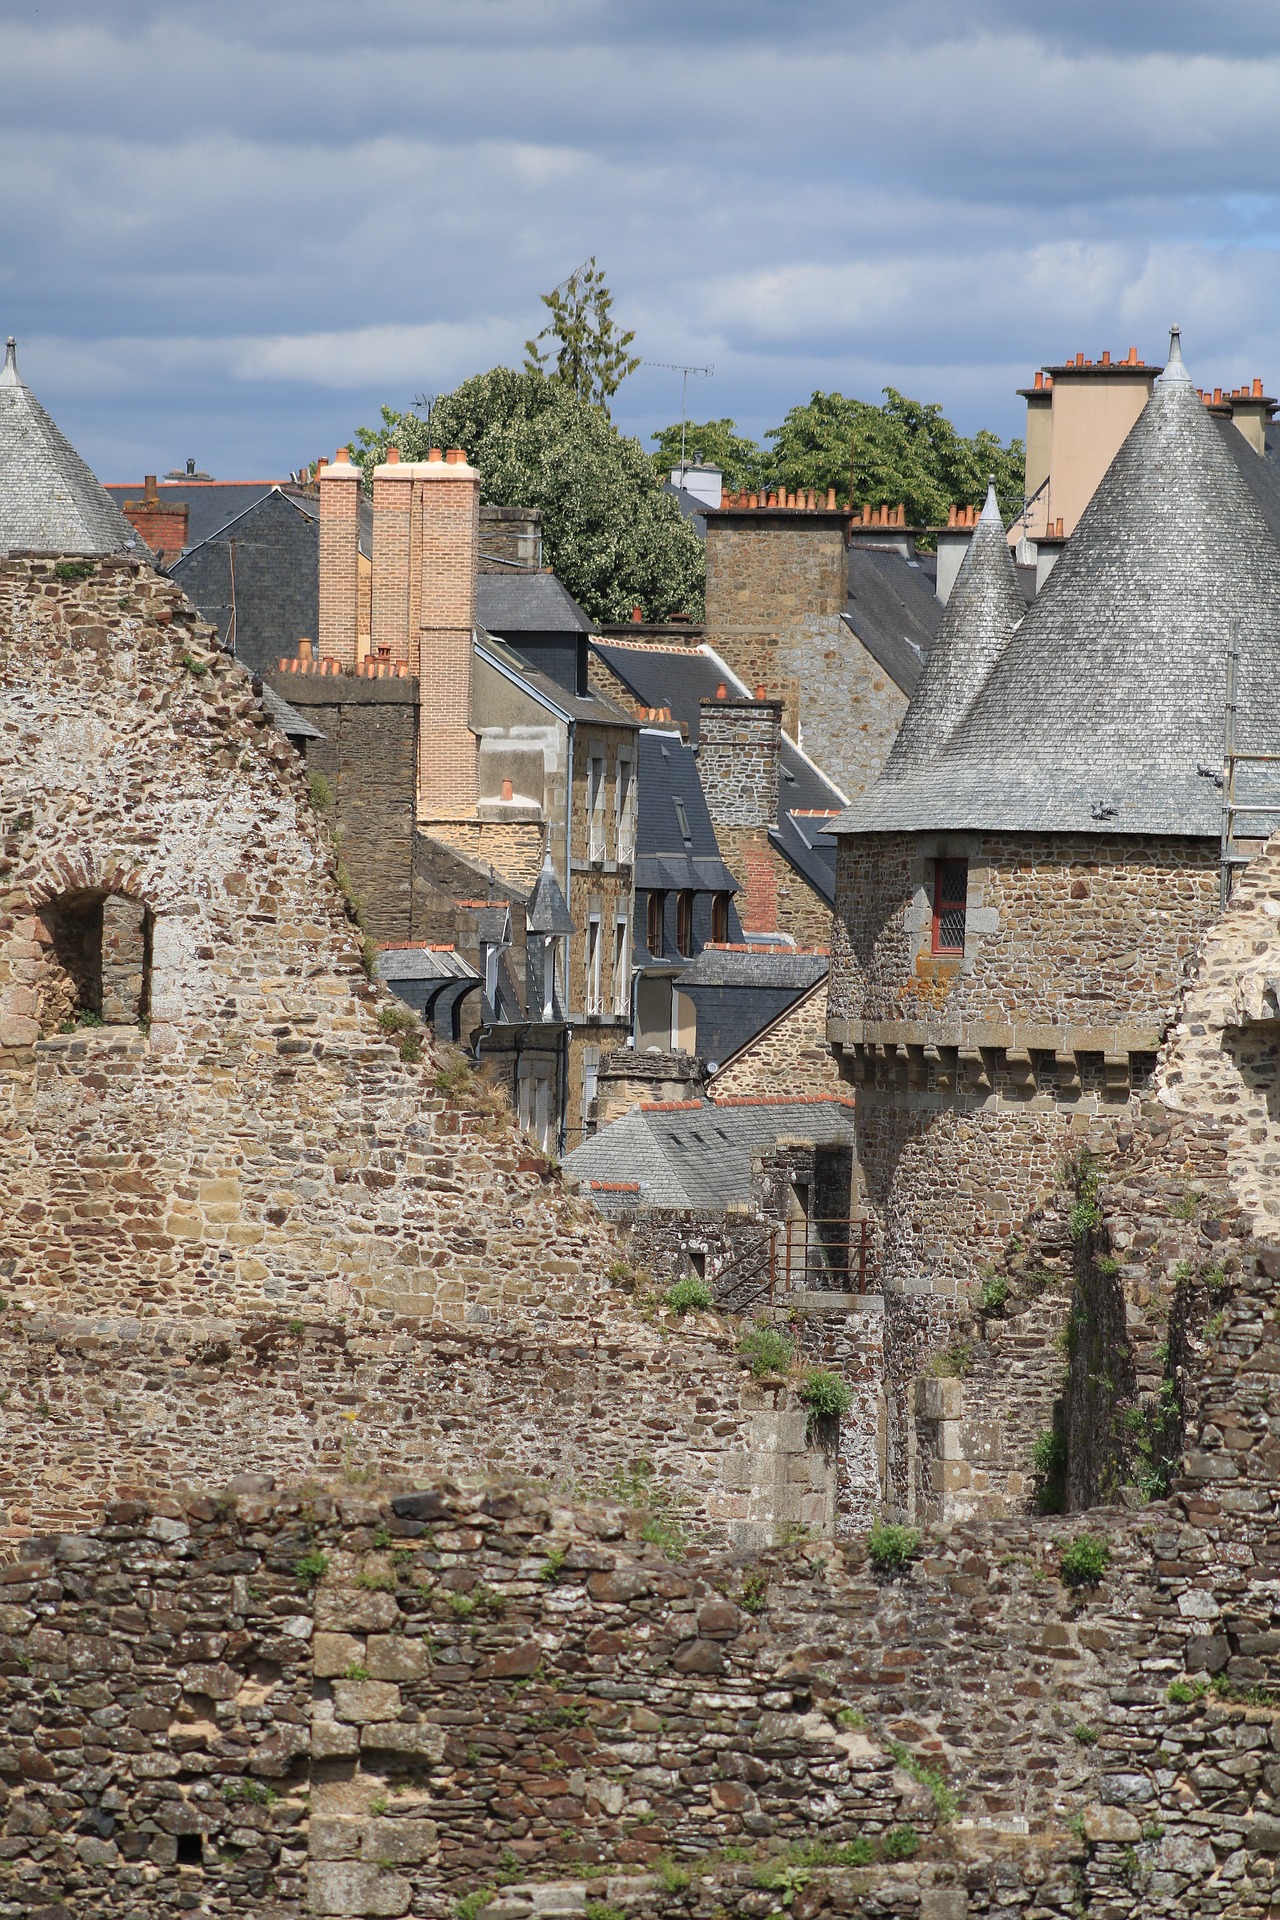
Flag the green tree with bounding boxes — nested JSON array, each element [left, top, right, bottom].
[[649, 417, 769, 493], [766, 388, 1025, 528], [353, 369, 705, 624], [524, 258, 641, 414]]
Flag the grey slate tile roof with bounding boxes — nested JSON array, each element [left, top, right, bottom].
[[590, 637, 845, 902], [834, 331, 1280, 838], [675, 950, 830, 1068], [170, 489, 321, 676], [476, 572, 590, 633], [843, 546, 944, 696], [261, 685, 323, 741], [883, 481, 1026, 770], [0, 339, 145, 559], [103, 480, 374, 557], [563, 1096, 857, 1211], [477, 630, 634, 727], [526, 853, 576, 935]]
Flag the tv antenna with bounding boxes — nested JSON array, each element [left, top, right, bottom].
[[646, 362, 714, 477]]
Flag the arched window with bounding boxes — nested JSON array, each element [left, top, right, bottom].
[[37, 891, 152, 1032]]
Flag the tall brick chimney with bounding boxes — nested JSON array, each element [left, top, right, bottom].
[[697, 693, 783, 933], [413, 447, 480, 816], [317, 447, 360, 668], [371, 447, 414, 667]]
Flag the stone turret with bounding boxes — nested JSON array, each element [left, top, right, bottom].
[[0, 337, 144, 559], [828, 329, 1280, 1524]]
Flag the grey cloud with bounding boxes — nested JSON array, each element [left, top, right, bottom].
[[5, 1, 1280, 477]]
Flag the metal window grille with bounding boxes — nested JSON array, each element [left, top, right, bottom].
[[932, 858, 967, 954]]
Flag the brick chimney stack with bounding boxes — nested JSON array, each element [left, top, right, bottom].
[[318, 447, 360, 669], [371, 447, 414, 668], [413, 447, 480, 816], [120, 474, 189, 569]]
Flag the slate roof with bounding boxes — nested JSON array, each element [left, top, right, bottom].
[[477, 630, 635, 727], [590, 636, 846, 902], [674, 949, 830, 1068], [526, 852, 576, 935], [170, 489, 322, 675], [883, 481, 1026, 769], [563, 1096, 857, 1211], [261, 685, 323, 741], [634, 728, 740, 960], [834, 331, 1280, 838], [0, 339, 144, 558], [477, 571, 590, 633], [843, 545, 944, 696], [103, 480, 376, 557]]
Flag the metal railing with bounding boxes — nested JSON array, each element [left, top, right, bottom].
[[713, 1217, 874, 1316]]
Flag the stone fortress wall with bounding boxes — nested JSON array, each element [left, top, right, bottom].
[[0, 555, 836, 1545], [6, 821, 1280, 1917]]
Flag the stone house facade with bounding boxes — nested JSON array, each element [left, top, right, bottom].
[[829, 335, 1280, 1523]]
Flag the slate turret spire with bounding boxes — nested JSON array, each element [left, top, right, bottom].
[[834, 329, 1280, 840], [882, 476, 1025, 771], [0, 335, 142, 558]]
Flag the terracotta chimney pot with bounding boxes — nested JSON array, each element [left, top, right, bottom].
[[298, 637, 314, 663], [1214, 387, 1223, 404], [316, 458, 328, 475], [1255, 377, 1265, 397], [716, 682, 727, 699], [334, 446, 351, 464], [386, 447, 400, 464], [631, 605, 643, 624], [501, 777, 514, 801], [428, 447, 442, 463], [826, 486, 837, 508], [1128, 346, 1138, 364], [755, 683, 767, 699], [1101, 349, 1111, 365]]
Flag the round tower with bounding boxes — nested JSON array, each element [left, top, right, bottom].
[[828, 333, 1280, 1520]]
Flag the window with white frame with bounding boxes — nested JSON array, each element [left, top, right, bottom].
[[585, 915, 603, 1014], [612, 914, 630, 1015], [587, 756, 606, 861]]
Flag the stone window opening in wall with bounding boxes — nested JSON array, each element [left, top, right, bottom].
[[586, 915, 603, 1015], [931, 858, 968, 955], [616, 757, 634, 863], [612, 915, 630, 1015], [711, 891, 730, 943], [37, 890, 153, 1035], [588, 756, 606, 861], [647, 889, 666, 956], [676, 890, 695, 958]]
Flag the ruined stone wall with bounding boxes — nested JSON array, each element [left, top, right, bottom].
[[7, 1426, 1280, 1920], [0, 556, 835, 1546], [265, 668, 420, 943]]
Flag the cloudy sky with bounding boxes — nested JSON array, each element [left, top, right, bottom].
[[6, 0, 1279, 480]]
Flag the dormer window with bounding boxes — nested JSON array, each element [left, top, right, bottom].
[[932, 859, 968, 955]]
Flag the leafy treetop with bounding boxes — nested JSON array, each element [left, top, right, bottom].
[[353, 369, 704, 625], [650, 392, 1025, 530], [524, 257, 641, 415]]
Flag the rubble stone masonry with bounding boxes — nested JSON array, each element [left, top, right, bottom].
[[0, 555, 837, 1545], [829, 829, 1222, 1520]]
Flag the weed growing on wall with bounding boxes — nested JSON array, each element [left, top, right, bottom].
[[1059, 1534, 1110, 1587], [866, 1520, 921, 1574], [737, 1323, 795, 1376], [666, 1275, 713, 1314]]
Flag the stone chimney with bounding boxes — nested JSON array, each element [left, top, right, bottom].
[[697, 693, 782, 831], [697, 692, 782, 935], [120, 475, 189, 568], [318, 447, 360, 669]]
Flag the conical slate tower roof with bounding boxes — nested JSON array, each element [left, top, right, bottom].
[[834, 330, 1280, 838], [0, 338, 142, 558], [883, 479, 1026, 771]]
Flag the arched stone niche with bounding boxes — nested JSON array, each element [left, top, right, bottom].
[[34, 888, 153, 1032]]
